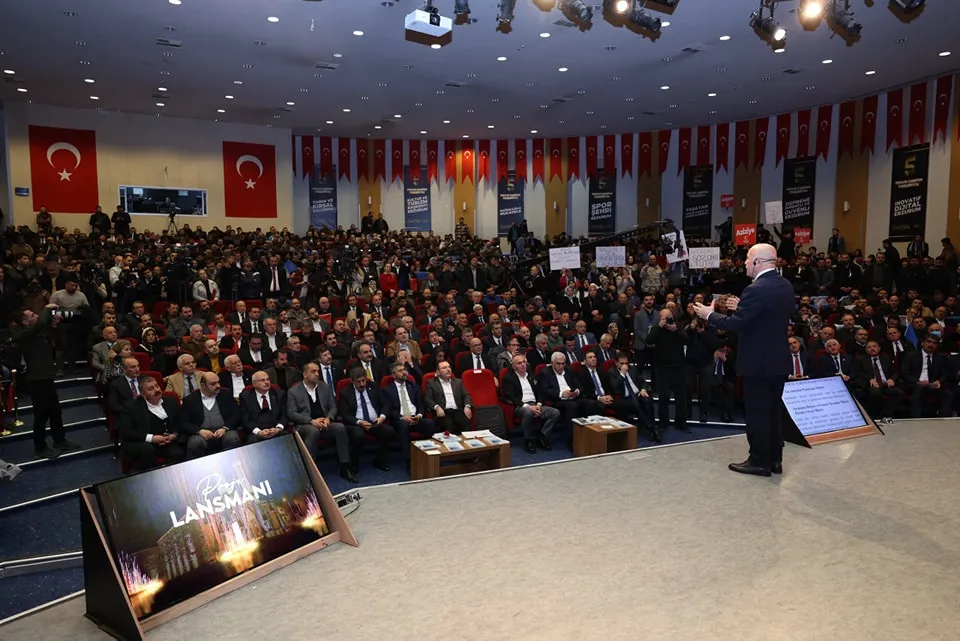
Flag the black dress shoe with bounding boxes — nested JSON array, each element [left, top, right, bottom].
[[699, 414, 708, 424], [524, 440, 537, 454], [349, 459, 359, 474], [373, 459, 391, 472], [339, 465, 359, 483], [647, 429, 662, 443], [537, 436, 552, 451], [728, 460, 772, 477], [35, 447, 62, 460], [771, 462, 783, 475]]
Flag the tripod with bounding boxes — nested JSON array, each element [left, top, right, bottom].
[[166, 213, 179, 234]]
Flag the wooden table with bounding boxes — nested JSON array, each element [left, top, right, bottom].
[[572, 420, 638, 457], [409, 438, 511, 481]]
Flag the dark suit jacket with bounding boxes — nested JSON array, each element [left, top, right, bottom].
[[900, 350, 950, 386], [227, 311, 248, 326], [560, 348, 584, 365], [239, 387, 288, 432], [261, 332, 288, 352], [352, 358, 388, 382], [219, 335, 244, 351], [851, 354, 898, 390], [261, 265, 291, 298], [179, 389, 242, 435], [287, 381, 337, 425], [456, 351, 495, 376], [238, 346, 273, 370], [264, 365, 302, 391], [537, 366, 581, 404], [606, 365, 650, 400], [788, 351, 813, 378], [501, 370, 545, 407], [527, 347, 552, 369], [816, 353, 853, 378], [108, 375, 147, 416], [337, 383, 384, 426], [591, 346, 619, 365], [381, 379, 427, 421], [578, 366, 612, 400], [240, 319, 266, 336], [219, 369, 253, 392], [707, 270, 796, 378], [424, 377, 472, 412], [571, 332, 597, 349], [120, 396, 181, 444], [197, 353, 226, 372]]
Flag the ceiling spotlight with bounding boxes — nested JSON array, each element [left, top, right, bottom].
[[168, 0, 181, 5], [431, 43, 442, 49], [443, 119, 451, 123], [604, 0, 631, 14], [497, 56, 507, 61], [344, 108, 352, 112], [558, 66, 568, 72], [940, 51, 952, 57], [89, 96, 99, 100], [719, 35, 731, 40], [822, 58, 833, 64], [158, 86, 168, 91], [800, 0, 823, 20], [218, 109, 226, 113], [750, 7, 786, 49], [539, 32, 551, 38], [488, 124, 495, 128], [16, 87, 27, 93], [420, 130, 428, 134], [156, 102, 165, 107], [889, 0, 925, 13], [286, 101, 295, 105], [2, 69, 14, 75], [865, 69, 876, 75], [374, 125, 382, 129], [394, 113, 402, 118], [225, 94, 234, 99], [234, 80, 243, 85], [629, 4, 662, 32], [497, 0, 517, 25], [530, 129, 538, 134], [462, 134, 469, 138], [559, 0, 593, 24], [352, 30, 364, 36], [827, 0, 862, 38]]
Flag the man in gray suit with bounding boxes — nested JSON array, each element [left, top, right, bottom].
[[287, 360, 364, 483], [90, 325, 119, 376], [632, 294, 659, 374]]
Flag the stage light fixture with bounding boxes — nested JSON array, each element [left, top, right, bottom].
[[827, 0, 861, 38], [799, 0, 823, 20], [454, 0, 471, 16], [750, 1, 786, 49], [889, 0, 924, 11], [560, 0, 594, 24], [602, 0, 631, 14], [630, 4, 662, 31]]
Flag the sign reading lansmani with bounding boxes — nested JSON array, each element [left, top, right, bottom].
[[169, 475, 275, 528]]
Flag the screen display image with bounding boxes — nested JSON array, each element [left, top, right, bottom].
[[118, 185, 207, 216], [781, 376, 869, 437], [95, 434, 328, 620]]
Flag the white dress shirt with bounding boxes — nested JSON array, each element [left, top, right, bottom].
[[230, 373, 246, 398], [144, 399, 168, 442], [437, 378, 458, 410], [919, 351, 930, 383], [555, 371, 571, 394], [518, 373, 537, 404]]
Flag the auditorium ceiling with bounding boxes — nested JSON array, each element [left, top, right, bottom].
[[0, 0, 957, 138]]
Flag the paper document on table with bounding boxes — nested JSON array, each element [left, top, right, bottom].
[[484, 436, 508, 445], [426, 450, 441, 455], [464, 439, 486, 448], [414, 440, 440, 450], [445, 441, 465, 452], [462, 430, 494, 439], [432, 433, 462, 443]]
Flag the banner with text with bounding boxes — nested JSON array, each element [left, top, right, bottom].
[[588, 172, 617, 235], [403, 165, 431, 232], [309, 163, 338, 229], [782, 157, 816, 234], [688, 247, 721, 269], [596, 246, 626, 268], [497, 170, 524, 235], [682, 165, 713, 239], [889, 143, 929, 241]]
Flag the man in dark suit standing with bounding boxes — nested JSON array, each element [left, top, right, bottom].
[[424, 360, 473, 433], [851, 341, 904, 423], [647, 308, 690, 433], [119, 377, 185, 470], [906, 234, 929, 259], [537, 352, 583, 435], [241, 370, 288, 442], [900, 335, 954, 418], [179, 372, 243, 459], [694, 243, 796, 477], [382, 362, 436, 463], [337, 367, 394, 472]]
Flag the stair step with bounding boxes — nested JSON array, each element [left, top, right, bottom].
[[2, 424, 112, 466], [2, 404, 107, 442], [0, 566, 84, 621], [0, 495, 82, 560], [0, 449, 119, 511]]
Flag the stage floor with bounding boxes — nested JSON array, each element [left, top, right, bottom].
[[4, 421, 960, 640]]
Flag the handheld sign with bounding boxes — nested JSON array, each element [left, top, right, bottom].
[[734, 224, 756, 246], [688, 247, 720, 269]]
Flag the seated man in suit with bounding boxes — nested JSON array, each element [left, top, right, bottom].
[[537, 352, 583, 435], [196, 338, 226, 374], [316, 347, 345, 390], [881, 326, 914, 372], [577, 351, 619, 416], [90, 325, 119, 377], [108, 356, 146, 417], [382, 361, 436, 464], [817, 339, 853, 382], [337, 367, 395, 472], [284, 335, 308, 371], [179, 372, 243, 459], [264, 347, 301, 391], [424, 360, 473, 433], [241, 370, 288, 442], [219, 354, 252, 399], [355, 343, 387, 382], [607, 354, 656, 440], [227, 300, 248, 326], [526, 333, 553, 369], [572, 320, 597, 351], [495, 337, 523, 372], [180, 324, 207, 360], [851, 340, 904, 423], [238, 334, 272, 371], [288, 360, 361, 482], [218, 324, 245, 352], [240, 306, 264, 335], [164, 353, 203, 400], [787, 336, 812, 380], [385, 326, 422, 362], [900, 335, 954, 418], [261, 318, 287, 352], [558, 335, 583, 366], [592, 333, 619, 366], [119, 377, 185, 471], [502, 353, 561, 454], [456, 337, 496, 377], [150, 337, 182, 377]]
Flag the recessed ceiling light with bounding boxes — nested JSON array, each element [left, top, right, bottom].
[[81, 60, 92, 65], [462, 134, 469, 138], [669, 104, 677, 109], [2, 69, 15, 75], [286, 101, 295, 106], [748, 99, 758, 104], [343, 108, 351, 112], [497, 56, 507, 62], [805, 85, 815, 90], [75, 40, 86, 46], [16, 88, 27, 93], [709, 110, 717, 114], [822, 59, 833, 64], [940, 51, 951, 57], [267, 16, 279, 22], [415, 102, 422, 107], [352, 30, 364, 36], [774, 47, 785, 53], [586, 111, 594, 115], [156, 102, 165, 107], [514, 115, 521, 119], [487, 124, 495, 129], [865, 70, 876, 75], [420, 130, 427, 134], [443, 120, 450, 124], [707, 92, 717, 97], [530, 129, 538, 134], [233, 80, 243, 85], [431, 44, 441, 49], [540, 104, 548, 109], [539, 32, 550, 38], [217, 109, 225, 113], [168, 0, 181, 4], [558, 67, 568, 72], [600, 125, 607, 129], [374, 125, 382, 129], [158, 86, 167, 91], [577, 89, 586, 95], [719, 35, 731, 41], [467, 109, 474, 113], [627, 116, 634, 120], [299, 88, 308, 93], [273, 115, 281, 119], [84, 78, 95, 83], [491, 98, 500, 103], [611, 76, 622, 81], [162, 52, 174, 58], [326, 120, 334, 124], [333, 53, 343, 58], [225, 94, 234, 99], [253, 40, 266, 47], [241, 63, 254, 69], [89, 96, 99, 100], [660, 85, 670, 90], [661, 21, 670, 27], [394, 113, 402, 118], [605, 45, 617, 51]]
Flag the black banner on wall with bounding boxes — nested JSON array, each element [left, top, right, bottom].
[[782, 157, 816, 234], [588, 172, 616, 235], [889, 143, 929, 241], [309, 163, 338, 229], [497, 170, 524, 235], [681, 165, 713, 239]]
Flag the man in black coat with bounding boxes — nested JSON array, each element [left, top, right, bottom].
[[816, 339, 854, 382], [456, 337, 496, 376], [851, 341, 904, 422], [241, 370, 289, 442], [108, 356, 147, 417], [179, 372, 243, 458], [606, 355, 656, 439], [647, 308, 690, 434], [900, 335, 954, 418], [536, 352, 583, 434], [337, 367, 394, 471], [381, 362, 436, 462], [502, 353, 561, 454], [119, 377, 185, 470]]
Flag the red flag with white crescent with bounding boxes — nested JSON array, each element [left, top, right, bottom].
[[754, 117, 769, 169], [908, 82, 927, 145], [714, 123, 729, 174], [548, 138, 563, 181], [585, 136, 598, 178], [860, 95, 879, 155], [461, 140, 475, 184], [657, 130, 671, 176], [357, 140, 369, 181], [567, 137, 580, 181], [734, 121, 749, 170], [603, 135, 616, 175], [496, 139, 509, 182], [816, 105, 833, 161], [291, 135, 297, 177], [677, 128, 692, 175], [837, 101, 856, 159], [776, 113, 791, 166], [391, 139, 403, 183], [796, 109, 812, 158], [620, 133, 634, 178], [696, 126, 711, 167], [637, 132, 653, 178], [409, 140, 422, 182], [300, 135, 314, 179], [934, 76, 953, 144], [222, 141, 277, 218], [28, 125, 100, 213], [514, 139, 527, 181], [478, 139, 491, 183], [886, 88, 904, 151], [338, 137, 351, 181], [318, 136, 333, 180], [444, 140, 457, 183], [373, 139, 386, 182], [426, 140, 439, 183], [531, 138, 545, 184]]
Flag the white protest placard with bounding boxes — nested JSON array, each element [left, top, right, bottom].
[[664, 232, 689, 264], [549, 246, 581, 271], [595, 246, 626, 268], [688, 247, 720, 269], [764, 201, 783, 225]]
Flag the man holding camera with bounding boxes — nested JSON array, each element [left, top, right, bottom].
[[47, 277, 90, 373], [646, 308, 690, 434]]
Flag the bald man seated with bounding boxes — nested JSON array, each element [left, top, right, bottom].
[[179, 371, 243, 459]]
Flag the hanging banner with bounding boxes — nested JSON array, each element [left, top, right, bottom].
[[889, 143, 930, 241], [681, 165, 713, 240], [782, 157, 817, 235], [934, 76, 953, 144], [588, 172, 616, 236], [715, 123, 729, 174], [677, 128, 692, 176], [567, 136, 580, 181], [776, 113, 791, 166], [657, 129, 672, 176], [497, 169, 524, 235], [309, 163, 338, 229], [754, 117, 769, 170], [404, 165, 431, 232]]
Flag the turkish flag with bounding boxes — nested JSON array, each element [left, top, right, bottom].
[[444, 140, 457, 182], [734, 120, 750, 170], [776, 113, 791, 166], [391, 139, 403, 183], [338, 137, 351, 181], [585, 136, 598, 178], [816, 105, 833, 160], [426, 140, 439, 183], [409, 140, 422, 182], [696, 126, 711, 166], [567, 137, 580, 180], [657, 130, 671, 176], [603, 135, 616, 175], [548, 138, 563, 181], [909, 82, 927, 145], [291, 135, 297, 177], [515, 139, 527, 181], [796, 109, 812, 158], [620, 134, 634, 178], [478, 139, 491, 183], [357, 140, 370, 181], [677, 128, 692, 175], [461, 140, 475, 184], [300, 135, 314, 179], [715, 123, 729, 174], [837, 101, 856, 159], [496, 140, 509, 182], [222, 141, 277, 218], [886, 88, 904, 151], [754, 117, 769, 169], [28, 126, 99, 214], [318, 136, 333, 180], [934, 76, 953, 143], [861, 95, 879, 154], [373, 139, 386, 182], [637, 132, 653, 178], [531, 139, 545, 183]]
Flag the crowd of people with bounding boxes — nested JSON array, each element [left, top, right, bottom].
[[3, 211, 960, 481]]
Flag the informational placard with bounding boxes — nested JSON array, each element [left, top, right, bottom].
[[782, 157, 816, 234], [403, 165, 431, 232], [663, 231, 688, 264], [793, 227, 812, 245], [497, 169, 524, 234], [764, 200, 783, 225], [889, 143, 929, 241], [549, 246, 581, 271], [781, 376, 870, 438], [681, 165, 713, 239], [588, 172, 616, 235], [734, 224, 756, 246], [309, 163, 338, 229], [688, 247, 720, 269], [596, 246, 626, 268]]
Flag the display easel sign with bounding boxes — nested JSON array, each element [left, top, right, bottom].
[[781, 376, 883, 447]]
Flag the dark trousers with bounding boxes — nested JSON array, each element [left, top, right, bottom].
[[908, 384, 954, 418], [185, 430, 242, 459], [365, 422, 396, 463], [122, 441, 185, 471], [655, 366, 687, 429], [391, 417, 436, 460], [856, 384, 905, 418], [741, 375, 786, 469], [688, 364, 736, 417], [552, 399, 581, 433], [436, 409, 470, 434], [29, 379, 65, 452]]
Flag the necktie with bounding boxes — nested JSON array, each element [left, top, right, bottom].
[[261, 395, 270, 411], [360, 391, 372, 421], [272, 268, 279, 291], [324, 366, 334, 389], [578, 335, 584, 348], [873, 357, 883, 383], [203, 280, 211, 299], [927, 354, 933, 376], [623, 373, 638, 396], [130, 379, 139, 397], [253, 321, 259, 333], [475, 355, 482, 370], [715, 360, 724, 376], [835, 356, 841, 372], [602, 349, 609, 362], [186, 376, 194, 394], [793, 354, 802, 377], [365, 362, 373, 380], [591, 369, 603, 396], [894, 342, 900, 356], [399, 384, 413, 416]]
